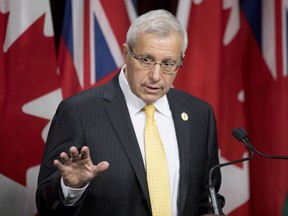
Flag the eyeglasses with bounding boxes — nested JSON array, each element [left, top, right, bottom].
[[129, 46, 183, 75]]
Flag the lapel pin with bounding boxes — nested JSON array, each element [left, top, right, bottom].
[[181, 112, 188, 121]]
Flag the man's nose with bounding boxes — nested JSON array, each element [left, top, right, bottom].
[[149, 63, 162, 81]]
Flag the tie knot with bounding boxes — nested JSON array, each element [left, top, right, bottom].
[[145, 104, 156, 118]]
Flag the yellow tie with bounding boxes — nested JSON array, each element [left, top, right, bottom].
[[144, 104, 171, 216]]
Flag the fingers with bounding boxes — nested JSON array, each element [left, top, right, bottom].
[[60, 152, 70, 164], [53, 146, 110, 177], [69, 146, 91, 161], [54, 151, 70, 172], [70, 146, 80, 161], [80, 146, 90, 159], [53, 159, 64, 172], [53, 146, 82, 171]]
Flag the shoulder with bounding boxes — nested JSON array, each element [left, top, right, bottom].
[[168, 88, 212, 109], [65, 74, 121, 105], [56, 74, 122, 113]]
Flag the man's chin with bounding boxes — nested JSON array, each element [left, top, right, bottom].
[[140, 94, 163, 104]]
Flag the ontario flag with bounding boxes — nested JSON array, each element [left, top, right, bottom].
[[175, 0, 288, 215], [58, 0, 137, 98], [0, 0, 61, 215]]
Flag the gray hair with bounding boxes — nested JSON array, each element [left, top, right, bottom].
[[126, 9, 188, 55]]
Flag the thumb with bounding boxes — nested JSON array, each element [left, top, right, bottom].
[[94, 161, 109, 176]]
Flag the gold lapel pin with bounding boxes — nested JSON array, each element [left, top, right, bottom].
[[181, 112, 188, 121]]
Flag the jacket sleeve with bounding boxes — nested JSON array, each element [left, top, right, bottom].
[[36, 100, 86, 216], [199, 104, 225, 214]]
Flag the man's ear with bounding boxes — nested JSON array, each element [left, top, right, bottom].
[[122, 43, 129, 63]]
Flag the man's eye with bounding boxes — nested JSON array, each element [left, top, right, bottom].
[[141, 57, 154, 64], [163, 61, 175, 67]]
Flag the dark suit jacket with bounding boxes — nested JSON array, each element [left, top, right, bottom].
[[36, 73, 224, 216]]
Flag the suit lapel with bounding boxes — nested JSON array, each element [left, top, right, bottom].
[[168, 92, 191, 215], [103, 76, 151, 211]]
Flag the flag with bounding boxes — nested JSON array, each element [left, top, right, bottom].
[[175, 0, 288, 215], [0, 0, 137, 215], [0, 0, 61, 215], [58, 0, 137, 98]]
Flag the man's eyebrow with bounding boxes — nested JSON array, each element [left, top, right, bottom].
[[139, 53, 155, 59]]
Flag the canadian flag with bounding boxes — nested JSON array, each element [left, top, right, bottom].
[[176, 0, 288, 215], [0, 0, 61, 215], [0, 0, 137, 215]]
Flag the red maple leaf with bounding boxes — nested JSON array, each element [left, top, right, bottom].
[[0, 12, 59, 185], [174, 1, 247, 163]]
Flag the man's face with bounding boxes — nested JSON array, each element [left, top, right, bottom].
[[123, 32, 183, 104]]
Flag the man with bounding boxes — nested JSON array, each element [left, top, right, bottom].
[[36, 9, 224, 216]]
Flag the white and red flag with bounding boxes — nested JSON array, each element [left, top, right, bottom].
[[0, 0, 137, 215], [176, 0, 288, 215], [0, 0, 61, 215]]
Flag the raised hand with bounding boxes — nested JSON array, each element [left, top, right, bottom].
[[53, 146, 109, 188]]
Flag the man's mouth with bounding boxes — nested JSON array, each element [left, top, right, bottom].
[[144, 85, 161, 93]]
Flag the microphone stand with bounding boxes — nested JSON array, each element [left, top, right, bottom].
[[210, 127, 288, 215], [208, 145, 254, 215], [232, 127, 288, 160], [209, 126, 288, 215]]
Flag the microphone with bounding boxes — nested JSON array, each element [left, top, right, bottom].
[[208, 136, 254, 215], [232, 127, 288, 160]]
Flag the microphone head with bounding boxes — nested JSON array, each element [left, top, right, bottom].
[[232, 127, 248, 141]]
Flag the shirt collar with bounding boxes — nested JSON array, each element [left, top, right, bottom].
[[119, 65, 172, 118]]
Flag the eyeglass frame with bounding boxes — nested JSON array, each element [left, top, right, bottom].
[[128, 46, 183, 75]]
